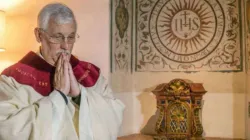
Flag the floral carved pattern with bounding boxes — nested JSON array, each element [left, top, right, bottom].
[[111, 0, 133, 72]]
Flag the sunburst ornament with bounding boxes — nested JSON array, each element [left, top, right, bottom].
[[149, 0, 225, 63]]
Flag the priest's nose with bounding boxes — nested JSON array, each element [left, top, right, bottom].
[[61, 41, 70, 50]]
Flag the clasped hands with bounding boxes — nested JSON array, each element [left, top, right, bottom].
[[53, 53, 80, 97]]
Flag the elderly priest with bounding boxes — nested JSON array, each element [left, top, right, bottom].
[[0, 3, 125, 140]]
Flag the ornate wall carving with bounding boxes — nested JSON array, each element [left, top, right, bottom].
[[136, 0, 243, 72], [111, 0, 243, 72], [111, 0, 133, 72]]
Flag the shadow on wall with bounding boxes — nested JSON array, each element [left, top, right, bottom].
[[136, 85, 159, 136], [140, 109, 159, 135]]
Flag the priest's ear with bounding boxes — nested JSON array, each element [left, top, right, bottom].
[[34, 28, 42, 43]]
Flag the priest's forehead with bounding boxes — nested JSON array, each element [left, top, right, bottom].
[[47, 20, 77, 35]]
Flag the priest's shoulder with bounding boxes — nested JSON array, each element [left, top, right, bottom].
[[1, 51, 49, 77], [1, 62, 41, 81], [74, 60, 101, 87]]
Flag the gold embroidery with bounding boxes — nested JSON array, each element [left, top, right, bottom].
[[15, 68, 36, 80], [87, 63, 92, 69], [15, 68, 48, 86], [72, 102, 80, 136], [38, 81, 48, 87]]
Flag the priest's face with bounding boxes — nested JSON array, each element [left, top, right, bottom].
[[35, 18, 77, 66]]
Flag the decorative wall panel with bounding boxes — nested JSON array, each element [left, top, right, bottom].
[[136, 0, 243, 72], [111, 0, 133, 72]]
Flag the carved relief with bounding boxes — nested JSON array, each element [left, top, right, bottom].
[[111, 0, 133, 72], [153, 79, 206, 139], [136, 0, 242, 72]]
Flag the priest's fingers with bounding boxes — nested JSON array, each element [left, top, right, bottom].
[[60, 54, 70, 95], [63, 55, 69, 78], [68, 62, 80, 97], [55, 54, 63, 72], [54, 54, 63, 89], [54, 54, 70, 95], [65, 53, 70, 62]]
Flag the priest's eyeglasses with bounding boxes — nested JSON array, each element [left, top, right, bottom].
[[40, 29, 80, 44]]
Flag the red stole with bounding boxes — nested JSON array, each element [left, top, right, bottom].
[[1, 51, 100, 96]]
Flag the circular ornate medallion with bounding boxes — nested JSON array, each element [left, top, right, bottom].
[[149, 0, 225, 63]]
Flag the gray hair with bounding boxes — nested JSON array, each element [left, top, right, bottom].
[[38, 3, 77, 30]]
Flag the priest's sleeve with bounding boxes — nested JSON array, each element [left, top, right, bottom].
[[78, 74, 125, 140], [0, 75, 77, 140]]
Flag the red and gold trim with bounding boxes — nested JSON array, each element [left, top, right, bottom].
[[1, 51, 100, 96]]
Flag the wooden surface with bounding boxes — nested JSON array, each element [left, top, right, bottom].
[[117, 134, 245, 140], [118, 134, 153, 140]]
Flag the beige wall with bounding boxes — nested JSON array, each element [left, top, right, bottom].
[[246, 34, 250, 139], [0, 0, 248, 139], [0, 52, 23, 72], [247, 75, 250, 139]]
